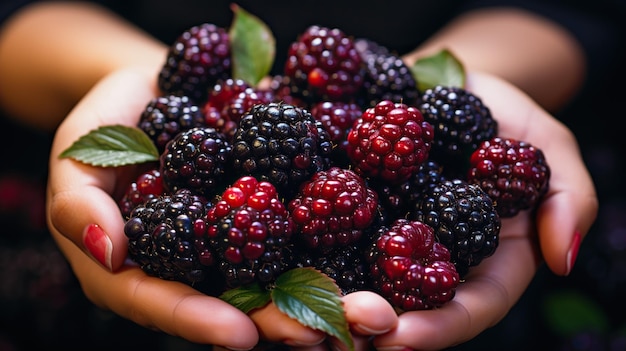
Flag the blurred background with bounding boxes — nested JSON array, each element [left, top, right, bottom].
[[1, 2, 625, 351]]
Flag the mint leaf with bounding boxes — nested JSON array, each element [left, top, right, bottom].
[[411, 49, 465, 92], [219, 283, 272, 314], [59, 124, 159, 167], [229, 4, 275, 86], [272, 268, 354, 351]]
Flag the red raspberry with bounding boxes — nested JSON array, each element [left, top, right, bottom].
[[346, 100, 434, 184], [467, 137, 551, 217], [288, 167, 378, 250], [368, 218, 459, 311]]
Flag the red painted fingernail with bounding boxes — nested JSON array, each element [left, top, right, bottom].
[[566, 230, 581, 276], [83, 224, 113, 271]]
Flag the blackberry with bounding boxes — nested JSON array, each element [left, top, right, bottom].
[[288, 167, 378, 250], [346, 100, 434, 184], [468, 137, 551, 218], [368, 218, 460, 311], [409, 178, 501, 277], [205, 176, 294, 288], [354, 38, 419, 109], [418, 86, 498, 177], [124, 189, 218, 286], [283, 25, 365, 104], [118, 168, 165, 219], [160, 127, 232, 197], [138, 95, 206, 154], [310, 101, 363, 167], [158, 23, 231, 102], [231, 102, 333, 200]]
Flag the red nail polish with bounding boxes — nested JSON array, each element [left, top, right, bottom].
[[566, 231, 581, 275], [83, 224, 113, 271]]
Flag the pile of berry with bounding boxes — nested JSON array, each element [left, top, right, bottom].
[[114, 16, 551, 313]]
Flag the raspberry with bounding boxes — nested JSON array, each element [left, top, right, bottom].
[[288, 167, 378, 250], [346, 100, 434, 184], [284, 25, 364, 104], [158, 23, 231, 102], [138, 95, 206, 154], [418, 86, 498, 177], [409, 178, 501, 277], [231, 102, 333, 199], [205, 176, 295, 288], [160, 127, 233, 197], [467, 137, 551, 218], [118, 168, 165, 219], [355, 38, 419, 109], [124, 189, 218, 286], [367, 218, 460, 311], [310, 101, 363, 167]]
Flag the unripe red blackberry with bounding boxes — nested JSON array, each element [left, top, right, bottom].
[[138, 95, 206, 154], [118, 168, 165, 219], [310, 101, 363, 167], [288, 167, 378, 250], [467, 137, 551, 217], [158, 23, 231, 102], [284, 25, 365, 104], [346, 100, 434, 184], [205, 176, 295, 288], [160, 127, 233, 197], [368, 218, 459, 311]]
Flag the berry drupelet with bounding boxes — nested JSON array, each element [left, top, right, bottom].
[[118, 168, 165, 219]]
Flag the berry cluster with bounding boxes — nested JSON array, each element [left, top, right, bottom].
[[117, 17, 551, 311]]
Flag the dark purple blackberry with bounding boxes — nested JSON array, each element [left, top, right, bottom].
[[418, 86, 498, 178], [138, 95, 206, 154], [355, 38, 419, 109], [231, 102, 333, 200], [283, 25, 365, 104], [409, 178, 501, 277], [160, 127, 233, 197], [205, 176, 295, 288], [158, 23, 231, 102], [124, 189, 219, 287]]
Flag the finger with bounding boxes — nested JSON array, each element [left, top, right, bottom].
[[248, 302, 327, 348], [51, 230, 259, 349], [372, 217, 539, 350], [343, 291, 398, 336]]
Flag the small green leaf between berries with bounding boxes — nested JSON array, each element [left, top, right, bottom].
[[219, 283, 272, 313], [229, 4, 275, 87], [59, 124, 159, 167], [272, 267, 354, 351], [411, 48, 465, 92]]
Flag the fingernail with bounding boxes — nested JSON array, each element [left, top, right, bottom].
[[83, 224, 113, 271], [283, 336, 326, 347], [376, 347, 413, 351], [565, 230, 581, 276], [354, 323, 391, 335]]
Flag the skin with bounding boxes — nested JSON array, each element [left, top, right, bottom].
[[0, 1, 598, 350]]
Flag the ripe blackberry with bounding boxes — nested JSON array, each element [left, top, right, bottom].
[[368, 218, 460, 311], [370, 160, 446, 223], [160, 127, 232, 197], [283, 25, 365, 104], [418, 86, 498, 177], [467, 137, 551, 218], [310, 101, 363, 167], [124, 189, 217, 286], [205, 176, 295, 288], [231, 102, 333, 199], [346, 100, 434, 184], [138, 95, 206, 154], [354, 38, 419, 109], [409, 178, 501, 277], [118, 168, 165, 219], [158, 23, 231, 102], [288, 167, 378, 250]]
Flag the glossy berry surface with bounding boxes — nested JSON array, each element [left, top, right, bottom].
[[118, 168, 165, 219]]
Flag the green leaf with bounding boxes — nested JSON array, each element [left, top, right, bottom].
[[219, 283, 272, 314], [272, 267, 354, 351], [410, 49, 466, 92], [542, 290, 609, 336], [229, 4, 275, 86], [59, 124, 159, 167]]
